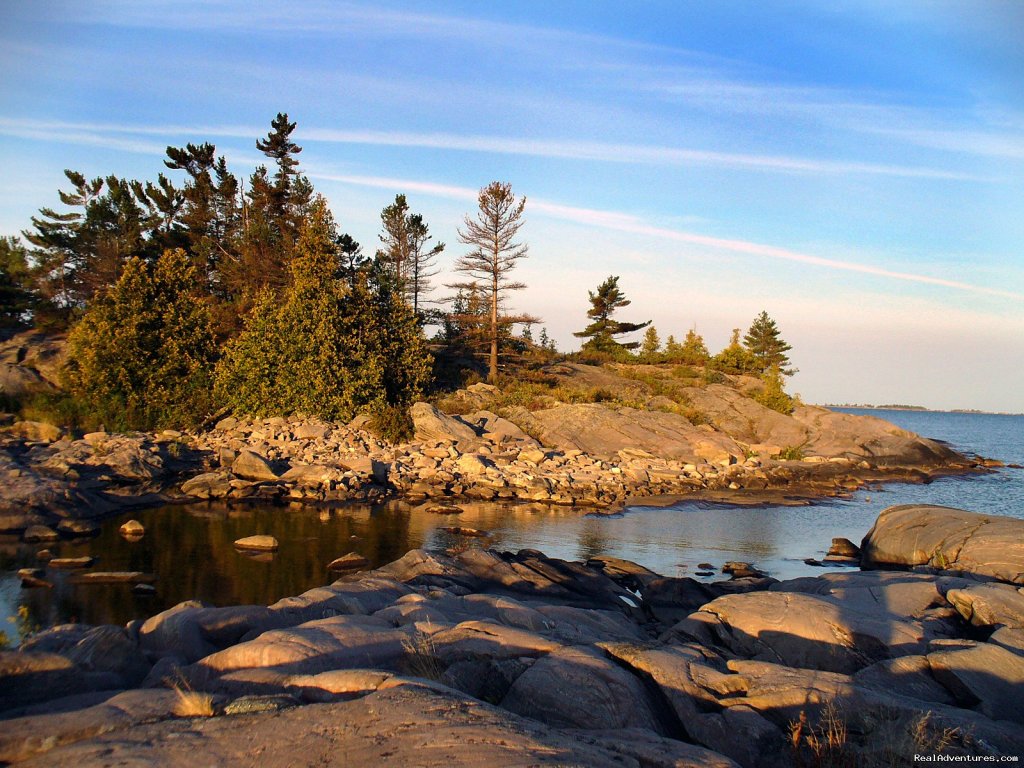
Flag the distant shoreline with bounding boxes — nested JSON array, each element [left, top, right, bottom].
[[824, 404, 1024, 417]]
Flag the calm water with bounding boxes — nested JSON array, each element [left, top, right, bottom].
[[2, 409, 1021, 640]]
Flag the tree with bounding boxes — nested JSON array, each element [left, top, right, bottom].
[[640, 326, 661, 359], [452, 181, 534, 382], [0, 236, 36, 329], [712, 328, 758, 374], [215, 199, 432, 425], [336, 232, 367, 288], [574, 275, 650, 354], [63, 249, 216, 430], [743, 310, 794, 374], [377, 195, 444, 318], [754, 364, 795, 414], [680, 328, 710, 365]]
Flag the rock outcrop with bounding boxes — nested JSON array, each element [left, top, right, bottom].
[[3, 507, 1024, 766]]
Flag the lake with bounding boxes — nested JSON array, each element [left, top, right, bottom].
[[2, 408, 1021, 641]]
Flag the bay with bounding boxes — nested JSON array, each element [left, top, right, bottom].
[[2, 408, 1021, 640]]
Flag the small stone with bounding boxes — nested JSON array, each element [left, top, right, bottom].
[[441, 526, 490, 538], [133, 583, 157, 596], [57, 519, 100, 537], [120, 519, 145, 538], [234, 535, 279, 551], [327, 552, 370, 572], [48, 556, 96, 569], [23, 525, 59, 543]]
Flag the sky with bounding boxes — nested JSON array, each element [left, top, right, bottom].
[[1, 1, 1022, 412]]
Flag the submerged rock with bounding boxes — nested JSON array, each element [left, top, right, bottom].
[[233, 535, 278, 551]]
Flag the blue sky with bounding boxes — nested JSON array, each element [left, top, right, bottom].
[[2, 1, 1022, 411]]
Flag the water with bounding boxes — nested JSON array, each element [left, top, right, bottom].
[[2, 409, 1021, 641]]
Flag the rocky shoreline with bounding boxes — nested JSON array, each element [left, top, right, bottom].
[[0, 397, 983, 535], [1, 505, 1022, 766]]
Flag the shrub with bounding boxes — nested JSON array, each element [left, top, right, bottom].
[[754, 365, 795, 415], [63, 249, 216, 431]]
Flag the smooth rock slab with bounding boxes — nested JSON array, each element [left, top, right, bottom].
[[927, 642, 1024, 724], [944, 582, 1024, 629], [501, 645, 663, 732], [13, 685, 715, 768], [692, 590, 930, 673], [861, 505, 1024, 584]]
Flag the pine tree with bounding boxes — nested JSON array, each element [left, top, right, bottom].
[[640, 326, 661, 359], [451, 182, 535, 382], [743, 310, 794, 374], [64, 249, 216, 430], [377, 195, 444, 318], [574, 275, 650, 354], [664, 334, 682, 362], [0, 236, 36, 329]]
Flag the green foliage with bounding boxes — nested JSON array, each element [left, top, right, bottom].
[[63, 249, 216, 431], [639, 326, 661, 360], [574, 275, 650, 353], [368, 402, 416, 443], [712, 328, 759, 374], [744, 310, 794, 375], [0, 236, 36, 329], [754, 365, 795, 414], [777, 445, 805, 461], [216, 199, 432, 421]]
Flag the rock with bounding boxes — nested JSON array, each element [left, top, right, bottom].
[[69, 571, 156, 584], [48, 556, 96, 569], [944, 582, 1024, 629], [853, 655, 957, 705], [119, 519, 145, 537], [409, 402, 479, 443], [6, 685, 698, 767], [722, 561, 766, 579], [139, 600, 217, 663], [0, 363, 48, 397], [234, 535, 279, 551], [23, 524, 59, 542], [989, 627, 1024, 657], [690, 590, 931, 673], [56, 519, 99, 537], [231, 449, 279, 481], [861, 505, 1024, 584], [423, 504, 464, 515], [18, 569, 52, 588], [501, 645, 663, 731], [506, 402, 741, 463], [9, 420, 62, 442], [180, 471, 232, 499], [0, 650, 123, 712], [441, 526, 490, 538], [222, 693, 298, 715], [292, 423, 329, 441], [327, 553, 369, 572], [927, 642, 1024, 723], [826, 537, 860, 558], [455, 453, 490, 475]]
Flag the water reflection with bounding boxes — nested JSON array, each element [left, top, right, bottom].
[[3, 464, 1021, 638]]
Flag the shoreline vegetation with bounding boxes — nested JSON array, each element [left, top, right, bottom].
[[826, 403, 1022, 417]]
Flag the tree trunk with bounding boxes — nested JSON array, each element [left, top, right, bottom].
[[489, 271, 499, 382]]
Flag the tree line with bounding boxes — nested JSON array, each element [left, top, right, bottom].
[[1, 112, 796, 434]]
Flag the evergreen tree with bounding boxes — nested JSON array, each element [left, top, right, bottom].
[[451, 181, 535, 382], [215, 199, 431, 423], [743, 310, 794, 374], [753, 364, 795, 414], [377, 195, 444, 318], [336, 232, 367, 287], [574, 275, 650, 353], [64, 249, 216, 430], [0, 236, 36, 329], [680, 328, 710, 365], [712, 328, 758, 374], [640, 326, 661, 359], [663, 334, 682, 362]]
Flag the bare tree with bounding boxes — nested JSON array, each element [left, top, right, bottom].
[[451, 181, 535, 382]]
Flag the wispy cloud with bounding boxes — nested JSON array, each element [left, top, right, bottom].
[[0, 117, 988, 181], [313, 172, 1023, 301]]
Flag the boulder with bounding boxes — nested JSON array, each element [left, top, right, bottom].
[[180, 471, 232, 499], [861, 506, 1024, 584], [409, 402, 479, 444], [691, 590, 931, 673], [927, 642, 1024, 723], [138, 600, 217, 663], [944, 582, 1024, 629], [56, 519, 99, 537], [501, 645, 663, 732], [231, 450, 279, 481], [9, 420, 62, 442]]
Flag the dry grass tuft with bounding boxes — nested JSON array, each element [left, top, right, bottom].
[[401, 628, 445, 682], [171, 676, 215, 718]]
